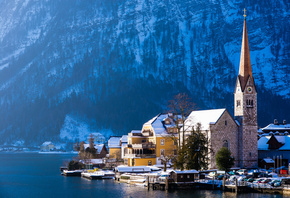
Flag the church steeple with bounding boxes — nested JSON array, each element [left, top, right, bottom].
[[234, 9, 258, 169], [238, 17, 254, 91]]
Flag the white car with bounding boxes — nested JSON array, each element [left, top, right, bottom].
[[237, 169, 248, 175]]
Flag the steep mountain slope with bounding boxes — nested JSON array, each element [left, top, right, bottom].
[[0, 0, 289, 146]]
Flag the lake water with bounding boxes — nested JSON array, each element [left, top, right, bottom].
[[0, 153, 287, 198]]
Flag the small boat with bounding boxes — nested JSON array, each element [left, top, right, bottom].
[[81, 170, 115, 180], [81, 171, 104, 180], [102, 170, 115, 179], [62, 170, 83, 176]]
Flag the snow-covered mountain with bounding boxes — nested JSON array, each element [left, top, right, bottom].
[[0, 0, 289, 146]]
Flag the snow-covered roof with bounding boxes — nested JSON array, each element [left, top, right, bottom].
[[80, 159, 104, 164], [262, 158, 274, 163], [143, 114, 177, 136], [185, 109, 226, 131], [172, 170, 199, 174], [83, 144, 105, 154], [258, 136, 270, 150], [41, 141, 54, 146], [121, 135, 128, 143], [258, 135, 290, 151], [108, 136, 121, 148], [278, 136, 290, 150], [115, 165, 151, 173], [275, 136, 286, 144], [262, 124, 290, 132]]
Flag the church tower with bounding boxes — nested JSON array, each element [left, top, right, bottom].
[[234, 10, 258, 168]]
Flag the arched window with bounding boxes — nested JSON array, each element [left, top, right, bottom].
[[223, 140, 229, 149]]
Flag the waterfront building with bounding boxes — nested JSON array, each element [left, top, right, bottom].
[[120, 135, 128, 159], [258, 119, 290, 137], [40, 141, 55, 151], [258, 135, 290, 168], [108, 136, 122, 159], [123, 114, 178, 166]]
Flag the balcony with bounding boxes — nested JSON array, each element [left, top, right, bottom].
[[123, 153, 156, 158], [142, 131, 154, 136], [131, 143, 156, 149]]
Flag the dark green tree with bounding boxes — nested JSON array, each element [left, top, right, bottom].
[[215, 147, 235, 172], [185, 123, 209, 170], [67, 160, 83, 170]]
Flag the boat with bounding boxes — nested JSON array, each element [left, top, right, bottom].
[[81, 170, 115, 180], [62, 170, 83, 176], [102, 170, 115, 179]]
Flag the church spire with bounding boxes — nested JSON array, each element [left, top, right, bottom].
[[238, 10, 254, 91]]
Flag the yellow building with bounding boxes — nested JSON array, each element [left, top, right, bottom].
[[108, 136, 122, 159], [123, 113, 179, 166]]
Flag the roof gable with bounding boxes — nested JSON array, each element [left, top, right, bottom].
[[185, 108, 227, 131]]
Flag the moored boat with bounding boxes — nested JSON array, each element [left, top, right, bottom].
[[62, 170, 83, 176], [81, 171, 104, 180]]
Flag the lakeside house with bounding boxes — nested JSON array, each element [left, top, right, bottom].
[[108, 136, 122, 159], [258, 134, 290, 168], [40, 141, 55, 151], [123, 114, 178, 167]]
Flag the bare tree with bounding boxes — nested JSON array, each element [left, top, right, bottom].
[[168, 93, 196, 170]]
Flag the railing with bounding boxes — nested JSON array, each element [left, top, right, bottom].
[[123, 154, 156, 158], [131, 143, 156, 149]]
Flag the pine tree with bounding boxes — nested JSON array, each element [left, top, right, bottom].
[[215, 147, 235, 172]]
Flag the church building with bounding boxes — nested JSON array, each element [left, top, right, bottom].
[[185, 13, 258, 169], [121, 13, 258, 169]]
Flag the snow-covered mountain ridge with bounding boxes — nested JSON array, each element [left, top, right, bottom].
[[0, 0, 289, 145]]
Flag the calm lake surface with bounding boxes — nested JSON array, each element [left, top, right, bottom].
[[0, 153, 287, 198]]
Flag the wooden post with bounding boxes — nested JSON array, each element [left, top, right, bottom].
[[212, 176, 215, 190], [223, 177, 225, 191], [235, 178, 238, 193], [165, 177, 169, 191], [147, 176, 149, 191]]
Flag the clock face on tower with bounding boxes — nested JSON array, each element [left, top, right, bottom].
[[247, 86, 253, 93]]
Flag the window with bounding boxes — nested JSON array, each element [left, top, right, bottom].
[[247, 100, 253, 108], [180, 175, 183, 179], [169, 128, 173, 133], [225, 120, 227, 126], [249, 152, 252, 157], [173, 149, 177, 155], [161, 139, 165, 145], [237, 100, 241, 107], [148, 160, 152, 166], [223, 140, 229, 149], [161, 149, 165, 156], [142, 139, 146, 143], [187, 175, 190, 179]]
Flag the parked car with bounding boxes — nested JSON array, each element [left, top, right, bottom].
[[253, 178, 263, 184], [237, 169, 248, 175], [258, 173, 269, 178], [262, 179, 272, 184], [246, 178, 254, 182], [208, 172, 216, 178], [274, 180, 281, 187], [269, 179, 279, 187]]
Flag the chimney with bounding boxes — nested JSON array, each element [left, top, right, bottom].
[[283, 120, 287, 125], [274, 119, 278, 125]]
